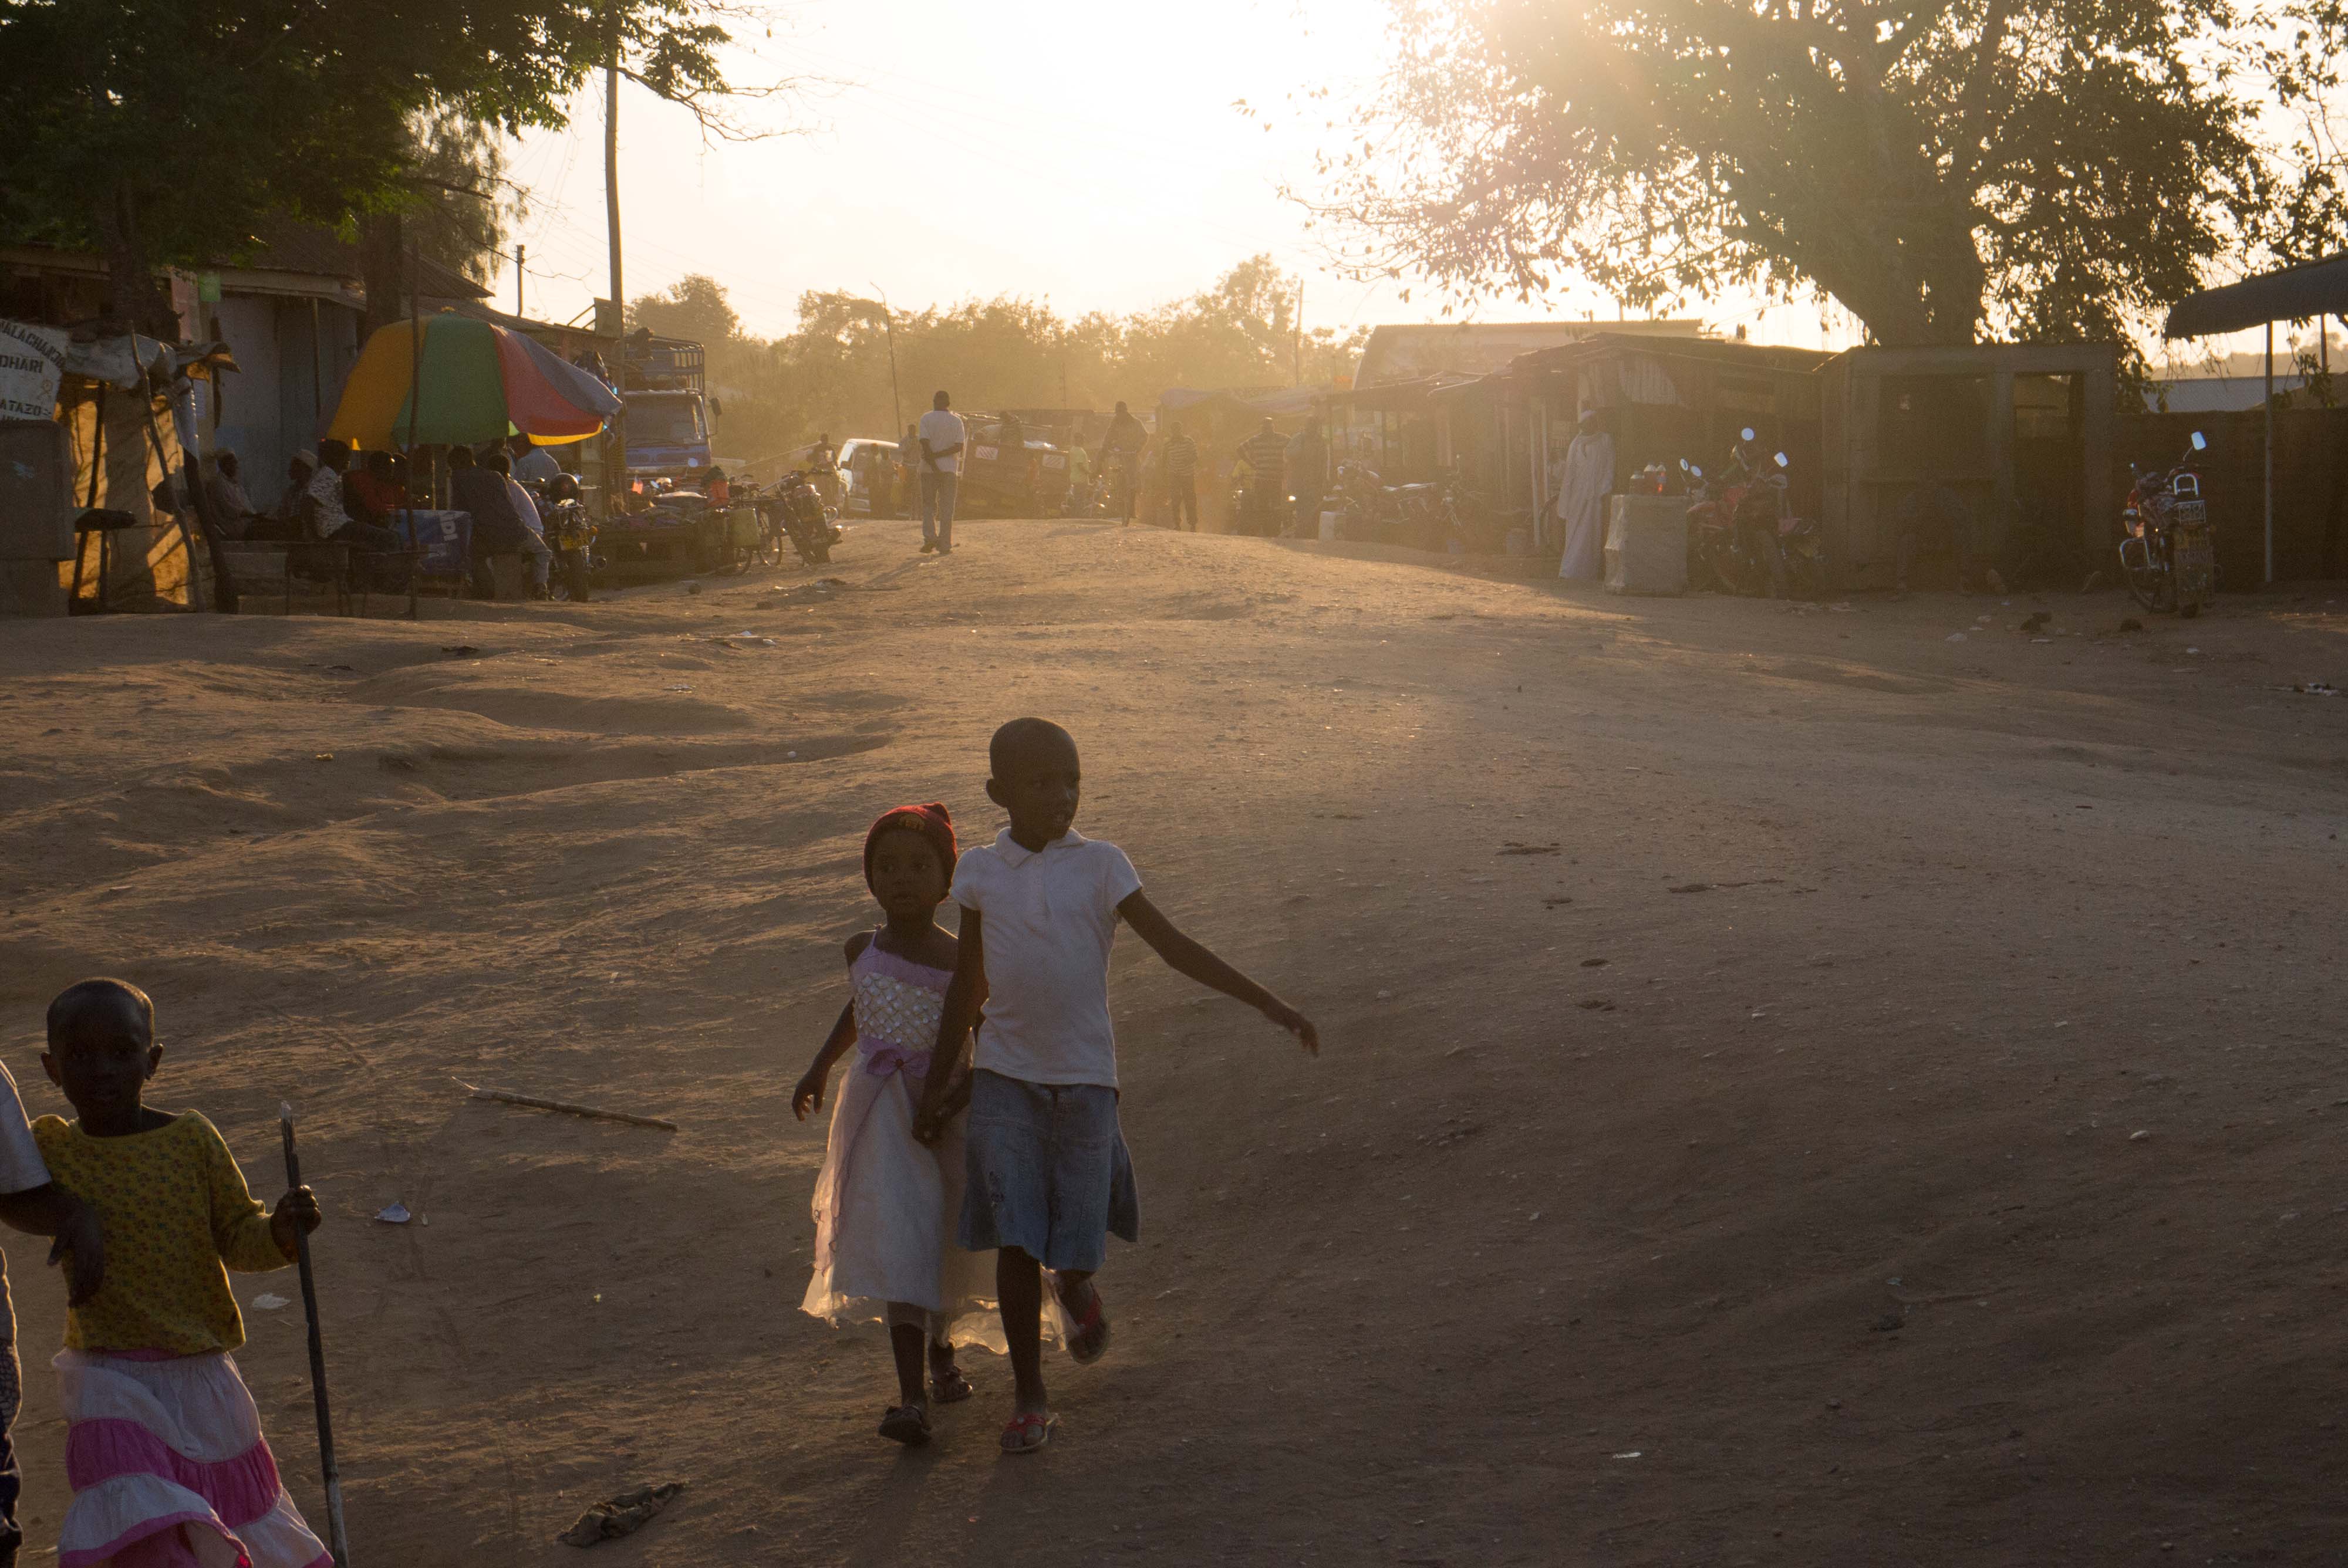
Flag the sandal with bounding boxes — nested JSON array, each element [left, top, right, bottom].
[[1055, 1276, 1112, 1366], [878, 1405, 932, 1448], [930, 1361, 974, 1405], [1000, 1411, 1057, 1455]]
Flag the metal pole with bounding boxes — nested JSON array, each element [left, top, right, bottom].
[[868, 283, 901, 435], [2265, 320, 2275, 584], [515, 244, 525, 319], [281, 1105, 351, 1566], [604, 9, 623, 319]]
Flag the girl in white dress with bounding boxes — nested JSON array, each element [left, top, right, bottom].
[[794, 803, 997, 1446]]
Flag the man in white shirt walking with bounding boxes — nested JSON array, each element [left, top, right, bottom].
[[917, 390, 966, 555]]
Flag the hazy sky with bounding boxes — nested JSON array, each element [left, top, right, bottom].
[[497, 0, 2285, 373], [501, 0, 1868, 352]]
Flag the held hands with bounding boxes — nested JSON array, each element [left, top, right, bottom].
[[270, 1185, 322, 1258], [1262, 998, 1320, 1056], [792, 1065, 830, 1122], [49, 1196, 103, 1307], [910, 1069, 974, 1147]]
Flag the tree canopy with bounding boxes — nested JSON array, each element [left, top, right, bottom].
[[0, 0, 743, 328], [1314, 0, 2344, 347]]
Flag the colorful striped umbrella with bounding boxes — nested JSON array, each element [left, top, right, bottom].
[[327, 313, 620, 451]]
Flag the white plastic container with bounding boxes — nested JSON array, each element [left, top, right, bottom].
[[1318, 511, 1341, 542]]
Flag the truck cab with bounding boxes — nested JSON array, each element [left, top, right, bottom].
[[620, 334, 714, 482]]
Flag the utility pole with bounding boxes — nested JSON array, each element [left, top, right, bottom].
[[604, 8, 623, 322], [868, 282, 902, 435], [603, 5, 626, 519], [515, 244, 525, 319], [1293, 276, 1304, 386]]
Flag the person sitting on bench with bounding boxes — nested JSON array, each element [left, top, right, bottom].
[[446, 445, 535, 600], [306, 441, 403, 555]]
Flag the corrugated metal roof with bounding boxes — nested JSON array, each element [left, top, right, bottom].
[[2166, 252, 2348, 338]]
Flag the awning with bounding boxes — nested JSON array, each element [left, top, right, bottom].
[[2165, 252, 2348, 337]]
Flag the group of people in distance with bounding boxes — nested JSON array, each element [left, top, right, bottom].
[[1121, 414, 1332, 538], [868, 396, 1156, 538], [193, 432, 574, 600], [3, 715, 1313, 1567]]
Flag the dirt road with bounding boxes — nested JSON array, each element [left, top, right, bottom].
[[4, 518, 2346, 1564]]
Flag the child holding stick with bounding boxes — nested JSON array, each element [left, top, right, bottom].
[[34, 978, 331, 1568], [794, 805, 995, 1447], [913, 719, 1318, 1454]]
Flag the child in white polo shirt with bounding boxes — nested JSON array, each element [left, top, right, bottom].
[[912, 718, 1318, 1455]]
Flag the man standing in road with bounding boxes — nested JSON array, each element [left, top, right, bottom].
[[1284, 422, 1329, 539], [1236, 418, 1288, 538], [917, 391, 966, 555], [1101, 401, 1147, 524], [1162, 422, 1199, 532]]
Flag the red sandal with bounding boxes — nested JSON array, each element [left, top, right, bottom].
[[1056, 1278, 1112, 1366], [1000, 1411, 1057, 1455]]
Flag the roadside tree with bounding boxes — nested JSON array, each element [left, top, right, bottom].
[[1314, 0, 2347, 346]]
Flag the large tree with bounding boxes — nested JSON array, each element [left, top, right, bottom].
[[1313, 0, 2336, 346], [0, 0, 748, 333]]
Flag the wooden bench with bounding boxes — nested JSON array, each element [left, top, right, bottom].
[[217, 535, 424, 617]]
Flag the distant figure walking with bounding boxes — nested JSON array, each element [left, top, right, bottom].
[[1236, 418, 1288, 538], [1286, 422, 1330, 538], [912, 718, 1318, 1455], [1101, 402, 1147, 524], [917, 392, 966, 555], [1162, 423, 1199, 531]]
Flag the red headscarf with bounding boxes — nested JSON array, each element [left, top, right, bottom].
[[863, 802, 957, 893]]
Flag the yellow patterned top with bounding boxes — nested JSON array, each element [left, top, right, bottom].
[[32, 1111, 290, 1355]]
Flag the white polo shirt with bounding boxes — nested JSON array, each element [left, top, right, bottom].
[[917, 408, 966, 476], [950, 827, 1143, 1089]]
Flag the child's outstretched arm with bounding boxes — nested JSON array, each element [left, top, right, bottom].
[[912, 908, 986, 1145], [1118, 891, 1320, 1055], [792, 1002, 858, 1122], [0, 1183, 103, 1305]]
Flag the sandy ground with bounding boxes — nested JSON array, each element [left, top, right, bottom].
[[4, 518, 2348, 1566]]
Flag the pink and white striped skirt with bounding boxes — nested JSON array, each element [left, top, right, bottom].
[[53, 1349, 330, 1568]]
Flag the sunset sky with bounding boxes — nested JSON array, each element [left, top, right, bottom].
[[494, 0, 2290, 374], [500, 0, 1870, 351]]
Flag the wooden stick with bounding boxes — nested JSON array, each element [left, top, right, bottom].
[[456, 1080, 679, 1132], [280, 1104, 352, 1567]]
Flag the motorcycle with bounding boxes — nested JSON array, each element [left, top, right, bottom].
[[770, 469, 843, 566], [532, 475, 600, 602], [1685, 429, 1815, 597], [2120, 430, 2214, 617], [1335, 459, 1450, 548]]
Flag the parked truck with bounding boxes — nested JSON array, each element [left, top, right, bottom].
[[605, 331, 728, 577], [620, 333, 715, 483]]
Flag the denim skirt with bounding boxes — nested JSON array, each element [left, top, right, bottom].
[[959, 1069, 1140, 1273]]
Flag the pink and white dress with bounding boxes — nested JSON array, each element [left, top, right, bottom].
[[800, 937, 997, 1347], [55, 1348, 329, 1568]]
